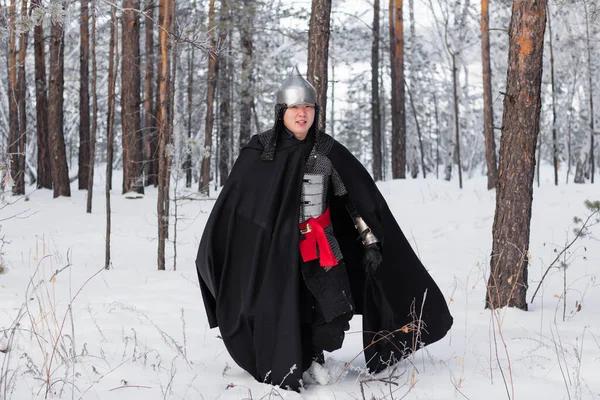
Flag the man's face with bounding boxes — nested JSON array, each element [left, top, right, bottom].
[[283, 104, 315, 141]]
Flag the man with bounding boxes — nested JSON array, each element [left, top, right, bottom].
[[196, 67, 453, 391]]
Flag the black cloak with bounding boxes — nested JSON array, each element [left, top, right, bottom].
[[196, 129, 453, 391]]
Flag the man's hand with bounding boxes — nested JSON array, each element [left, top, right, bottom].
[[363, 243, 382, 273]]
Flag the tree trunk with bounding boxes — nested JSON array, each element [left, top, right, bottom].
[[547, 4, 558, 186], [574, 136, 590, 184], [481, 0, 498, 190], [584, 3, 595, 184], [15, 0, 29, 195], [7, 0, 19, 193], [536, 117, 541, 187], [307, 0, 332, 131], [407, 0, 419, 180], [32, 0, 52, 189], [228, 35, 234, 169], [48, 9, 71, 198], [218, 0, 232, 186], [452, 54, 463, 189], [433, 88, 440, 179], [153, 3, 164, 189], [371, 0, 382, 181], [87, 1, 98, 213], [574, 4, 596, 185], [252, 103, 261, 139], [121, 0, 144, 194], [406, 79, 426, 178], [184, 47, 194, 188], [239, 0, 255, 149], [380, 53, 387, 180], [486, 0, 547, 310], [444, 127, 453, 181], [565, 60, 579, 184], [330, 46, 335, 139], [389, 0, 406, 179], [164, 5, 177, 241], [157, 0, 173, 270], [106, 4, 118, 268], [78, 0, 90, 190], [199, 0, 217, 195], [144, 0, 157, 187]]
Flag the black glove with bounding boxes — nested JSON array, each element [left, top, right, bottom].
[[363, 243, 382, 273]]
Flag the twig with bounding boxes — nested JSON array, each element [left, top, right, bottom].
[[490, 309, 513, 400], [48, 263, 72, 283], [562, 252, 567, 322], [23, 255, 54, 385], [108, 302, 192, 367], [359, 375, 402, 400], [46, 267, 106, 395], [335, 292, 430, 385], [335, 324, 413, 383], [109, 385, 152, 391], [181, 308, 187, 359], [552, 300, 572, 385], [550, 326, 572, 400], [0, 208, 37, 222], [163, 358, 177, 400], [398, 383, 416, 400], [78, 350, 158, 399], [450, 377, 471, 399], [226, 383, 255, 399], [1, 307, 27, 399], [574, 327, 586, 399], [531, 207, 600, 303], [96, 0, 215, 55], [360, 377, 401, 386], [86, 306, 107, 342]]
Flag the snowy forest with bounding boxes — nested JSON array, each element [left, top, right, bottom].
[[1, 0, 598, 191], [1, 0, 599, 253], [1, 0, 600, 398]]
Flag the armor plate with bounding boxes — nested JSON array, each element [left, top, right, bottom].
[[301, 173, 326, 220]]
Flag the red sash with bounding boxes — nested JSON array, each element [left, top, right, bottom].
[[298, 207, 338, 267]]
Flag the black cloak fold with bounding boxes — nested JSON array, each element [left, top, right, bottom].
[[196, 130, 453, 390]]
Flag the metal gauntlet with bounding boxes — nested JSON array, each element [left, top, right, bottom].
[[345, 199, 379, 246], [352, 216, 379, 246]]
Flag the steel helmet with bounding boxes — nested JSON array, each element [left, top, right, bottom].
[[276, 66, 317, 107]]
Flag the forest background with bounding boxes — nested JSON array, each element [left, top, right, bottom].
[[2, 0, 598, 204]]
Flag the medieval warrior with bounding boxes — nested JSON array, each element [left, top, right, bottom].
[[195, 67, 453, 391]]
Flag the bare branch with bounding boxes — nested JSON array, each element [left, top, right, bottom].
[[530, 205, 600, 303]]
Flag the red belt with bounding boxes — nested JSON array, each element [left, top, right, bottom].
[[299, 207, 338, 267]]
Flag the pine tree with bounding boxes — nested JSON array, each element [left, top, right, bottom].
[[486, 0, 547, 310]]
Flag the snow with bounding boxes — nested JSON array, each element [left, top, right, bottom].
[[1, 165, 599, 399]]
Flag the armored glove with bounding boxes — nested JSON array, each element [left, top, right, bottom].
[[344, 198, 382, 272], [363, 243, 382, 273]]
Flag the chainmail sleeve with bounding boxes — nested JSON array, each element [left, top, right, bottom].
[[331, 167, 347, 197]]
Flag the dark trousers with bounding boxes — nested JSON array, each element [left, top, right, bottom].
[[307, 300, 352, 352], [300, 260, 354, 371]]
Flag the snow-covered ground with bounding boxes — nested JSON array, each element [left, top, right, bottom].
[[1, 165, 599, 400]]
